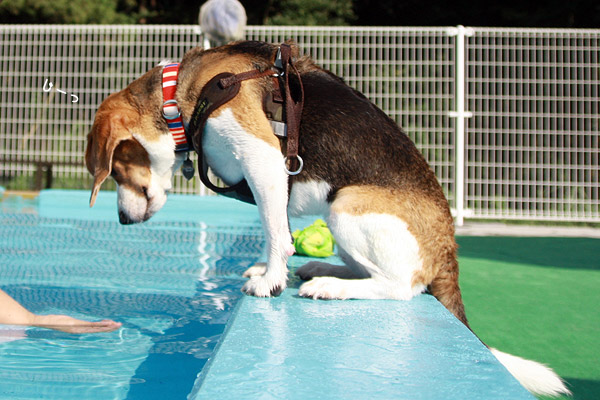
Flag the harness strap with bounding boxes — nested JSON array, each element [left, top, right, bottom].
[[183, 44, 304, 205], [279, 43, 304, 174], [219, 68, 278, 89], [187, 72, 252, 198], [263, 76, 286, 137]]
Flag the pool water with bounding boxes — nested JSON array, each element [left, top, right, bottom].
[[0, 190, 265, 399]]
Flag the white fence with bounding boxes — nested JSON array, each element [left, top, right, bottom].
[[0, 25, 598, 224], [465, 28, 599, 223]]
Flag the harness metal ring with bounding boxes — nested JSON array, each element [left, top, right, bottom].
[[283, 155, 303, 176], [162, 99, 181, 120]]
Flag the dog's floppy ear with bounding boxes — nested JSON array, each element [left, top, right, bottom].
[[85, 112, 132, 207]]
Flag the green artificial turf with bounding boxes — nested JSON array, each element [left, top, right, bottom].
[[457, 236, 600, 400]]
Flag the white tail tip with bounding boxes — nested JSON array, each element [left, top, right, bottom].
[[491, 348, 571, 397]]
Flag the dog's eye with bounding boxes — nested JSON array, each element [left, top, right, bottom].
[[142, 186, 149, 199]]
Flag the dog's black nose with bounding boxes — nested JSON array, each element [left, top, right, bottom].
[[118, 211, 135, 225]]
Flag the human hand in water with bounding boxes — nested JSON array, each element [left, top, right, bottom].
[[0, 289, 121, 334], [31, 314, 122, 334]]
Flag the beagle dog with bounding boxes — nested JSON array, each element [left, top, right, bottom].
[[85, 41, 568, 397]]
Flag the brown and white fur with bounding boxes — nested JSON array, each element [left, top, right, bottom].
[[85, 41, 570, 397]]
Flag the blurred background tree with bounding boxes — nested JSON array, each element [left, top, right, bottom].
[[255, 0, 355, 25], [0, 0, 142, 24], [0, 0, 598, 27]]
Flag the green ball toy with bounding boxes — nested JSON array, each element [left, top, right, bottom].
[[292, 219, 335, 258]]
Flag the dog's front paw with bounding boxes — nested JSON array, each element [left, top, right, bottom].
[[242, 263, 267, 278], [242, 275, 286, 297], [298, 277, 348, 300]]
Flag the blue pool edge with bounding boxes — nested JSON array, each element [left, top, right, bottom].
[[190, 291, 534, 399]]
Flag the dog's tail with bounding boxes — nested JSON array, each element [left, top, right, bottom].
[[490, 348, 571, 397], [428, 255, 470, 327], [429, 259, 570, 397]]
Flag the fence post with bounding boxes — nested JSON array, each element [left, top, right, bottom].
[[447, 25, 473, 226]]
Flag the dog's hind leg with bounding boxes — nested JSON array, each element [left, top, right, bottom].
[[298, 186, 427, 300], [295, 261, 357, 281], [242, 262, 266, 278], [295, 247, 368, 280]]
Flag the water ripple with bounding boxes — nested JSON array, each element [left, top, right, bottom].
[[0, 202, 264, 399]]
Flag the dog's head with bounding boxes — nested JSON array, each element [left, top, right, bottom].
[[85, 90, 183, 224]]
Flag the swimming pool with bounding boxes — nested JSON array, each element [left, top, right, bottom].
[[0, 189, 264, 399], [1, 189, 537, 400]]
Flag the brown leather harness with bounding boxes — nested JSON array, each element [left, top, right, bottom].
[[184, 43, 304, 205]]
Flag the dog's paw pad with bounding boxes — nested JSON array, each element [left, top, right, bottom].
[[242, 263, 267, 278], [298, 277, 347, 300]]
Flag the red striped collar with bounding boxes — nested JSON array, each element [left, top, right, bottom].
[[162, 63, 190, 152]]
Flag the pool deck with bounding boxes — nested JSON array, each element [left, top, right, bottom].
[[191, 288, 533, 399]]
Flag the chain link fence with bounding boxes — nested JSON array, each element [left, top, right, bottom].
[[1, 25, 598, 224]]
